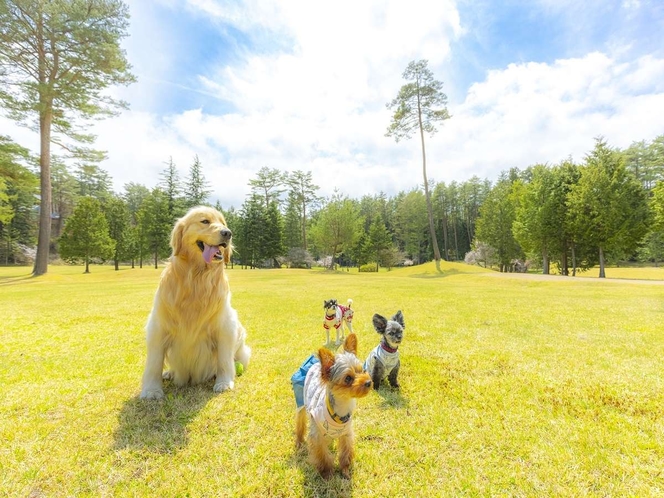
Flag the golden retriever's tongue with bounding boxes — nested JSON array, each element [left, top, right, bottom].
[[202, 243, 220, 264]]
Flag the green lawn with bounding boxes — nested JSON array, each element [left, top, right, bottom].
[[1, 262, 663, 496]]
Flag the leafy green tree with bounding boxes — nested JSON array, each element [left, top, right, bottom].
[[221, 205, 239, 267], [475, 179, 522, 272], [363, 214, 392, 271], [567, 138, 649, 278], [59, 197, 114, 273], [184, 154, 211, 208], [237, 194, 266, 268], [283, 190, 303, 250], [249, 166, 285, 209], [263, 200, 284, 267], [0, 135, 36, 263], [623, 136, 664, 191], [75, 164, 112, 201], [386, 60, 451, 270], [50, 160, 78, 240], [160, 157, 184, 222], [459, 176, 490, 249], [104, 195, 130, 270], [310, 192, 363, 269], [122, 182, 150, 267], [0, 176, 13, 231], [0, 0, 135, 275], [139, 188, 171, 269], [637, 230, 664, 267], [393, 189, 428, 263], [512, 165, 560, 274], [285, 170, 320, 251], [652, 180, 664, 231]]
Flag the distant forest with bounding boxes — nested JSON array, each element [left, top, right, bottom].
[[1, 134, 663, 276]]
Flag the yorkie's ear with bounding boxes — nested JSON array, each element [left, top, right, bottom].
[[373, 314, 387, 334], [318, 348, 336, 381], [391, 310, 405, 329], [343, 333, 358, 355]]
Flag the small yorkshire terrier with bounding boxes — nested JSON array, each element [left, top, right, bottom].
[[295, 334, 372, 479], [364, 311, 405, 390], [323, 298, 354, 347]]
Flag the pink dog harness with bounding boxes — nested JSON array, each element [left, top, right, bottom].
[[323, 305, 353, 330]]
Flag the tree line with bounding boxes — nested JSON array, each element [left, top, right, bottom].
[[2, 134, 663, 277], [1, 2, 663, 277]]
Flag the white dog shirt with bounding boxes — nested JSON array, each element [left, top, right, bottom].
[[364, 342, 399, 375], [303, 362, 351, 439]]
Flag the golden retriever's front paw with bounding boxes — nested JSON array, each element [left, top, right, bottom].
[[213, 380, 234, 393], [162, 371, 174, 381], [140, 388, 164, 400]]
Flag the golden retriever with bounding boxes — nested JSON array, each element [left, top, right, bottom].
[[140, 206, 251, 399]]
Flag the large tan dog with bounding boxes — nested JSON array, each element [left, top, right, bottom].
[[140, 206, 251, 400]]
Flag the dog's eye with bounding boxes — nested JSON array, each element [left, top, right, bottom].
[[344, 375, 353, 385], [201, 219, 210, 225]]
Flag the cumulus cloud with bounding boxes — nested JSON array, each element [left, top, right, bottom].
[[3, 0, 663, 211]]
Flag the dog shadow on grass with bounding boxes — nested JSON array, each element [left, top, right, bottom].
[[290, 446, 354, 498], [374, 385, 410, 410], [113, 381, 215, 453]]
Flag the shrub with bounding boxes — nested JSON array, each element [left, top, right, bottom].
[[359, 262, 378, 272]]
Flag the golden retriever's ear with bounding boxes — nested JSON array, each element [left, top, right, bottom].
[[170, 218, 185, 255], [224, 242, 233, 265]]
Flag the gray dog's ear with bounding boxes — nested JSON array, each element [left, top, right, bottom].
[[392, 310, 405, 329], [373, 314, 387, 334]]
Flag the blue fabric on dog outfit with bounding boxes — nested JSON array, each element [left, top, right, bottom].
[[291, 354, 319, 408]]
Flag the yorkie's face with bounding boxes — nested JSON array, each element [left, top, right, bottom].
[[328, 351, 372, 400]]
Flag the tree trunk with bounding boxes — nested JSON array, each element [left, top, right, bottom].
[[561, 247, 568, 276], [33, 16, 52, 276], [154, 251, 158, 269], [33, 107, 53, 276], [85, 255, 90, 274], [115, 257, 119, 271], [542, 248, 549, 275], [598, 247, 606, 278], [571, 243, 577, 277], [417, 93, 442, 268], [301, 202, 307, 251], [453, 218, 459, 261], [442, 215, 449, 261]]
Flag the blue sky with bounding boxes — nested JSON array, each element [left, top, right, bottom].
[[3, 0, 663, 210]]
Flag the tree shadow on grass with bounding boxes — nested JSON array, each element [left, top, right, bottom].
[[290, 445, 354, 498], [113, 381, 215, 453]]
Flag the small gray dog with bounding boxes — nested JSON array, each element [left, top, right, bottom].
[[363, 310, 405, 390]]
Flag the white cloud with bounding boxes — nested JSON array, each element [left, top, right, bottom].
[[2, 1, 663, 212]]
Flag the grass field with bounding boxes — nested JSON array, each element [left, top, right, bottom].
[[1, 262, 663, 497]]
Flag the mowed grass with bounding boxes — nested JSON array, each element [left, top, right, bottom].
[[1, 262, 663, 497]]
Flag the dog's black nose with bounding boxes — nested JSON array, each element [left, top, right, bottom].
[[221, 228, 232, 239]]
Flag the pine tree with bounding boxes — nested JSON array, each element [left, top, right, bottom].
[[0, 1, 135, 275], [59, 197, 114, 273]]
